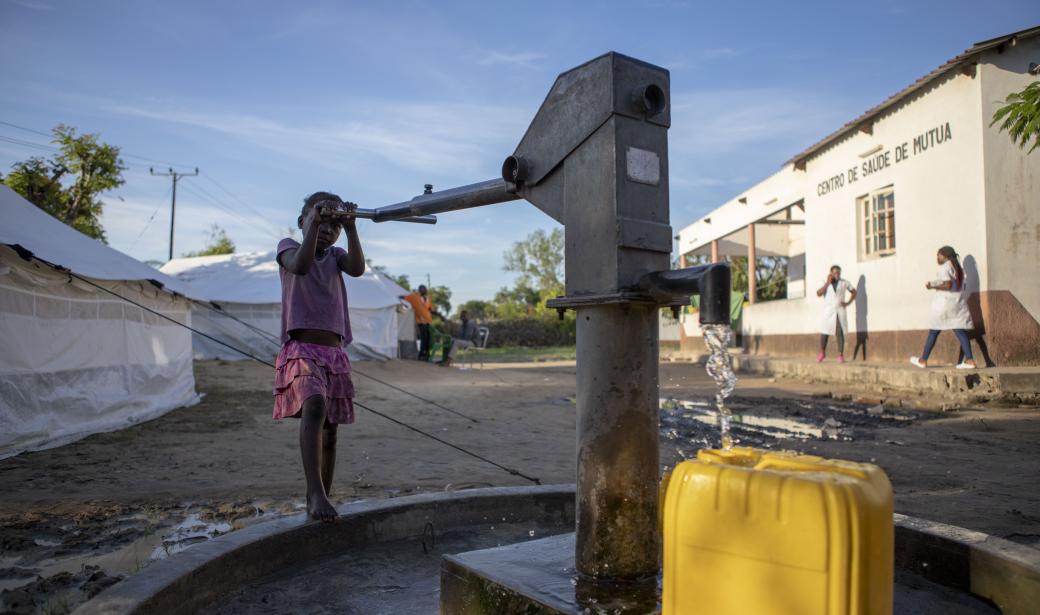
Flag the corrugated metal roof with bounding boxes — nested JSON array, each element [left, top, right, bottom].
[[787, 25, 1040, 168]]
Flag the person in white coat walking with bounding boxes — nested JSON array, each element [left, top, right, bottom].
[[910, 246, 976, 369], [816, 265, 857, 363]]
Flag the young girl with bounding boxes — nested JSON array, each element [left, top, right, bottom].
[[273, 192, 365, 521], [910, 246, 976, 369]]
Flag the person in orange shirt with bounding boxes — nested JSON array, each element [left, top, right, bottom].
[[401, 285, 435, 360]]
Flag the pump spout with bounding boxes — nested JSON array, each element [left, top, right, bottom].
[[638, 263, 731, 324]]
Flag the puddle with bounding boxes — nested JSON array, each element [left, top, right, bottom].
[[0, 498, 322, 613], [660, 395, 926, 455]]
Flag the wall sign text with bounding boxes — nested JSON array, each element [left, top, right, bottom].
[[816, 122, 952, 196]]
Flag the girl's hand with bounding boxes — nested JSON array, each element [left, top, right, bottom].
[[303, 204, 324, 232], [925, 282, 932, 290], [341, 201, 359, 227]]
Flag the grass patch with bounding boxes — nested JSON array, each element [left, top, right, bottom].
[[478, 346, 576, 363]]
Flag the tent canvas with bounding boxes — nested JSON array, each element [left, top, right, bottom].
[[0, 186, 199, 459], [160, 251, 413, 361]]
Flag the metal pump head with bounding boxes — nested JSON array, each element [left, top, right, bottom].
[[508, 52, 672, 301]]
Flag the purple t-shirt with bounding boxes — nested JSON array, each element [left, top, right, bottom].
[[276, 238, 352, 345]]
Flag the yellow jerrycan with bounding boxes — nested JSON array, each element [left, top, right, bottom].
[[662, 447, 893, 615]]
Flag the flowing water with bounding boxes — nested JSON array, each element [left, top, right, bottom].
[[701, 323, 738, 450]]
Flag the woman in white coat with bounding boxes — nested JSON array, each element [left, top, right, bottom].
[[816, 265, 856, 363], [910, 246, 976, 369]]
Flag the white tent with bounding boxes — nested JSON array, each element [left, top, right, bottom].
[[160, 251, 413, 361], [0, 186, 200, 459]]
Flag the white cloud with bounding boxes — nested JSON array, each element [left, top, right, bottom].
[[477, 51, 545, 68], [363, 237, 481, 256], [109, 99, 531, 179], [669, 88, 852, 153], [7, 0, 54, 10]]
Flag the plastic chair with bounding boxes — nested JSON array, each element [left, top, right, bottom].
[[459, 326, 491, 369], [428, 326, 453, 362]]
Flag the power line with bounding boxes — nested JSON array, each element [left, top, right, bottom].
[[150, 167, 199, 261], [181, 179, 283, 237], [177, 182, 284, 242], [129, 182, 172, 251], [0, 120, 51, 138], [0, 120, 196, 169], [1, 122, 288, 248], [0, 134, 58, 153], [200, 171, 276, 224]]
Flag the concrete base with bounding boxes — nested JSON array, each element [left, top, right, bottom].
[[442, 515, 1040, 615], [732, 355, 1040, 404], [73, 485, 1040, 615], [441, 533, 658, 615]]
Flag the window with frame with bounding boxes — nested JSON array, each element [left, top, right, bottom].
[[858, 186, 895, 259]]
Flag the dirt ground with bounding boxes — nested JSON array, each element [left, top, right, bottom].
[[2, 358, 1039, 613]]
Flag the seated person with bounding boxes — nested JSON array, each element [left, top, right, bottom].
[[440, 310, 481, 366]]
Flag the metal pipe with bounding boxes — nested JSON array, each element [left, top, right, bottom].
[[575, 303, 660, 581], [370, 178, 520, 222], [327, 209, 437, 225]]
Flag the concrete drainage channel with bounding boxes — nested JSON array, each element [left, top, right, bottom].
[[73, 486, 1039, 615]]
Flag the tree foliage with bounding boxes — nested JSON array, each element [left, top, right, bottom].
[[0, 124, 125, 242], [680, 253, 787, 301], [490, 283, 543, 318], [429, 284, 452, 316], [728, 256, 788, 302], [455, 299, 495, 319], [503, 228, 564, 298], [498, 228, 567, 319], [183, 224, 236, 257], [991, 80, 1040, 153]]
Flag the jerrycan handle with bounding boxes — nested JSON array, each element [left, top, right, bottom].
[[753, 454, 868, 481]]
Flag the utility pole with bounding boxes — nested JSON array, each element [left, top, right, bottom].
[[150, 167, 199, 261]]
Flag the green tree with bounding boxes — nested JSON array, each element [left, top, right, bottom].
[[429, 284, 452, 316], [503, 228, 564, 298], [991, 80, 1040, 153], [455, 299, 494, 320], [727, 256, 787, 302], [183, 224, 236, 257], [0, 124, 125, 242], [492, 283, 542, 318]]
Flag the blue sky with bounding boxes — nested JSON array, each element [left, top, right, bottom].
[[1, 1, 1037, 306]]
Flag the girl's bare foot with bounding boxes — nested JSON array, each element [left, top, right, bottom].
[[307, 491, 338, 522]]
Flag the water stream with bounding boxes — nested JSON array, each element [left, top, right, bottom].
[[701, 323, 738, 450]]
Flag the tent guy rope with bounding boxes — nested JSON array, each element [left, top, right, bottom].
[[8, 244, 539, 485], [192, 297, 481, 423]]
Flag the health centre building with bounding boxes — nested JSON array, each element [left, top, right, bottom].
[[676, 26, 1040, 366]]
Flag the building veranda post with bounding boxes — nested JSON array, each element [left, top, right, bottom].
[[677, 27, 1040, 366]]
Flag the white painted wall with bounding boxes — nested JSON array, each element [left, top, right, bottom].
[[980, 38, 1040, 321], [800, 69, 986, 334]]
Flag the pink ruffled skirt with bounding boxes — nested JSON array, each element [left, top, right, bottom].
[[272, 340, 355, 424]]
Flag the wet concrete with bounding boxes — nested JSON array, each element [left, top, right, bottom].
[[659, 394, 929, 456], [72, 486, 1036, 615], [206, 522, 565, 615], [443, 532, 1001, 614]]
